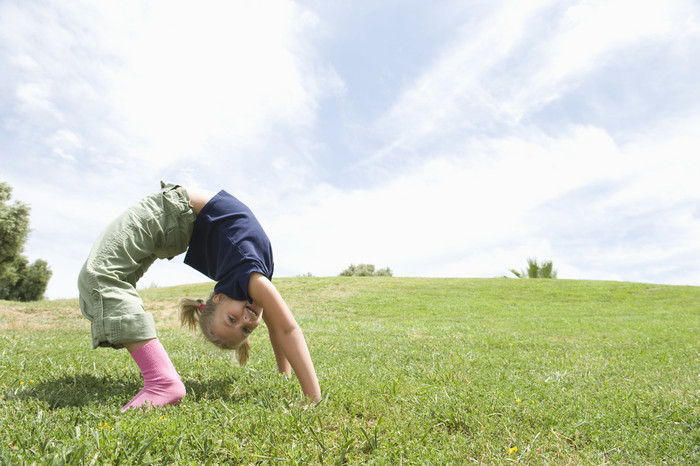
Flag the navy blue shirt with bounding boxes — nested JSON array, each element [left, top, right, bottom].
[[184, 190, 274, 303]]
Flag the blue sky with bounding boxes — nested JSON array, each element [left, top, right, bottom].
[[1, 0, 699, 299]]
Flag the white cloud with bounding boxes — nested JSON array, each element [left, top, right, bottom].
[[15, 82, 60, 117], [364, 0, 558, 154], [3, 0, 700, 298], [366, 0, 700, 160], [269, 106, 700, 285], [48, 129, 82, 161], [98, 0, 322, 167], [613, 116, 700, 206], [518, 0, 699, 113], [270, 125, 622, 275], [1, 0, 326, 170]]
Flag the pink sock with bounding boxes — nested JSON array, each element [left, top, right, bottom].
[[121, 339, 186, 412]]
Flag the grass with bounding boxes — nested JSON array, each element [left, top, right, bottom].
[[0, 277, 698, 464]]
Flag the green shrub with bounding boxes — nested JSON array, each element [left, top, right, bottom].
[[510, 258, 557, 279], [339, 263, 393, 277]]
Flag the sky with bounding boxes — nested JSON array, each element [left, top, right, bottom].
[[1, 0, 700, 299]]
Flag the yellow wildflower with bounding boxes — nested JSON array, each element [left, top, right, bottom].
[[508, 446, 518, 455]]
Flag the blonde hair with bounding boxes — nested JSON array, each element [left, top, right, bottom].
[[178, 293, 251, 366]]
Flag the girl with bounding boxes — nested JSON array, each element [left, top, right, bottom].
[[78, 182, 320, 411]]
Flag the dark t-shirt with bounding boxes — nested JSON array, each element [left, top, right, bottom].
[[184, 190, 274, 302]]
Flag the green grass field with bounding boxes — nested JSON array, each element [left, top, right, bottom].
[[1, 277, 698, 464]]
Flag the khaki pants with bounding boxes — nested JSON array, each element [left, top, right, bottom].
[[77, 182, 195, 349]]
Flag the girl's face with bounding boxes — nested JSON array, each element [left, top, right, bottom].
[[211, 293, 263, 347]]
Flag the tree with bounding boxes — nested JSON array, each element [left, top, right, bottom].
[[0, 181, 52, 301], [339, 263, 393, 277], [510, 258, 557, 279]]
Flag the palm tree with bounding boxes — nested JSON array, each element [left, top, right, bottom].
[[510, 258, 558, 279]]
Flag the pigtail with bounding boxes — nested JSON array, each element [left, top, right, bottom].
[[178, 297, 203, 331], [235, 338, 251, 366]]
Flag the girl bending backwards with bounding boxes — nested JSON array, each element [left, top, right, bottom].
[[78, 182, 320, 411]]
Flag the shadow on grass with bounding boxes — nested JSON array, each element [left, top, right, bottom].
[[13, 373, 139, 408], [12, 373, 254, 409]]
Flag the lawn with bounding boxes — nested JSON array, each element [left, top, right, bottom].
[[0, 277, 698, 464]]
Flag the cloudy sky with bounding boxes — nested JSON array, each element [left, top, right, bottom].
[[1, 0, 699, 299]]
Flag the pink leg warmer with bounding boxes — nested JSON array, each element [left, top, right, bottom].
[[120, 339, 186, 412]]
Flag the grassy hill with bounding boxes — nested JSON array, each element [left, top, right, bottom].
[[1, 277, 698, 464]]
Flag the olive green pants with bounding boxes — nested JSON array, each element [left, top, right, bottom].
[[77, 182, 195, 349]]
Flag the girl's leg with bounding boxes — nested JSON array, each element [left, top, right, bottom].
[[121, 339, 186, 412]]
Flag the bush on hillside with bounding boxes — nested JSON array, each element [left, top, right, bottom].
[[339, 263, 393, 277]]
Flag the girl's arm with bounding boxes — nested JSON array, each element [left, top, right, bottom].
[[268, 323, 291, 377], [249, 272, 321, 402]]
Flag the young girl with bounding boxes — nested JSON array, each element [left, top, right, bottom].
[[78, 182, 320, 411]]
